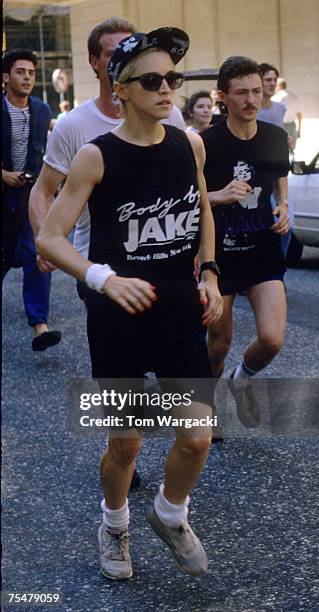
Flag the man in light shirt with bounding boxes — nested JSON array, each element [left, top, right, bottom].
[[272, 77, 302, 151], [256, 63, 286, 128]]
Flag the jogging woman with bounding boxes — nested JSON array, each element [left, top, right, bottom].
[[38, 27, 223, 580]]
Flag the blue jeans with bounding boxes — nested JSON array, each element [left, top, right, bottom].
[[2, 188, 51, 327]]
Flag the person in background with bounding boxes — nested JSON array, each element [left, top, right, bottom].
[[257, 64, 293, 256], [211, 88, 221, 115], [57, 100, 71, 121], [257, 63, 286, 127], [210, 87, 228, 125], [186, 90, 213, 133], [272, 77, 302, 155], [202, 56, 290, 429], [2, 48, 61, 352]]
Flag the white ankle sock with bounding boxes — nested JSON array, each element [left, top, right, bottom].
[[101, 499, 129, 532], [154, 483, 189, 528], [233, 361, 257, 387]]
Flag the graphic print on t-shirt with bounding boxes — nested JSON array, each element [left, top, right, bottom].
[[233, 161, 262, 210], [116, 184, 200, 259]]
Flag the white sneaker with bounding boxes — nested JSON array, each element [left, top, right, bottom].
[[228, 369, 260, 428], [98, 523, 133, 580], [147, 506, 208, 576]]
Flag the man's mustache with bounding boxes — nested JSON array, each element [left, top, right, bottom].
[[243, 105, 258, 110]]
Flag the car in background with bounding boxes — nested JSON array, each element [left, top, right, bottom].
[[287, 152, 319, 265]]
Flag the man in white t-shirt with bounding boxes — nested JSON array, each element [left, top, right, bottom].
[[29, 17, 185, 267], [272, 77, 302, 150]]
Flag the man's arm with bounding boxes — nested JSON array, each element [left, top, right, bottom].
[[207, 180, 251, 207], [271, 175, 290, 235], [2, 169, 26, 188], [29, 163, 66, 237], [186, 131, 223, 326], [29, 164, 66, 271], [296, 111, 302, 138]]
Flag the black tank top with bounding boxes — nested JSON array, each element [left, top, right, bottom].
[[88, 126, 200, 288]]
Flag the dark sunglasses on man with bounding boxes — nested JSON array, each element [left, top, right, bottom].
[[124, 71, 184, 91]]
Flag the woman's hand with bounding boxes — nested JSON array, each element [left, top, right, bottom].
[[102, 275, 158, 314], [198, 272, 224, 326]]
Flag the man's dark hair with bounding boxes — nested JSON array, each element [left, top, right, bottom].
[[217, 56, 262, 93], [187, 90, 212, 114], [2, 48, 37, 74], [259, 62, 279, 78], [87, 17, 137, 59]]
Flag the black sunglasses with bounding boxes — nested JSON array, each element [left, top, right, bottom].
[[124, 71, 184, 91]]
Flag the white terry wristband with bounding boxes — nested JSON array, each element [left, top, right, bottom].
[[85, 263, 116, 293]]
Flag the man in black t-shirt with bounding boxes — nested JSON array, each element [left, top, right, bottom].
[[201, 56, 290, 428]]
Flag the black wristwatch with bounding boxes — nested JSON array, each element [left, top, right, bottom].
[[199, 261, 221, 282]]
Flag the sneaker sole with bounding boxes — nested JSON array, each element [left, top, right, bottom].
[[100, 567, 133, 581]]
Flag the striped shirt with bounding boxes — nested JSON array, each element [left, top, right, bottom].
[[6, 98, 30, 171]]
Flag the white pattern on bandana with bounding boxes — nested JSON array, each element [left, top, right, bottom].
[[122, 38, 139, 53]]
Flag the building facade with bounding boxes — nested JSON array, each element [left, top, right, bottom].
[[4, 0, 319, 156]]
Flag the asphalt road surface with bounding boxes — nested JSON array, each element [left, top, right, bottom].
[[2, 247, 319, 612]]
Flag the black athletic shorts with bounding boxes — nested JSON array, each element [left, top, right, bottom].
[[217, 229, 286, 295], [86, 282, 213, 408]]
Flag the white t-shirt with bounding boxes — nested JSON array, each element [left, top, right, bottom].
[[44, 98, 186, 257], [256, 101, 286, 128], [271, 90, 301, 123]]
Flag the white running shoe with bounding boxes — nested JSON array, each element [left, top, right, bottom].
[[98, 523, 133, 580], [147, 506, 208, 576]]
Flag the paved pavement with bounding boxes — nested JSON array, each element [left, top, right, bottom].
[[2, 248, 319, 612]]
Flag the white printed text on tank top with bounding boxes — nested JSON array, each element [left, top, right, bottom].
[[116, 184, 200, 256]]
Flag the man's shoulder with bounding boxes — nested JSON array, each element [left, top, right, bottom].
[[272, 100, 286, 111], [257, 119, 287, 141], [272, 90, 286, 103], [29, 95, 51, 113], [57, 98, 94, 125], [163, 104, 185, 129], [201, 120, 227, 144], [49, 99, 97, 144]]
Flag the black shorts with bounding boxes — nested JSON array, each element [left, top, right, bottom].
[[86, 283, 212, 407], [219, 270, 285, 295], [217, 229, 286, 295]]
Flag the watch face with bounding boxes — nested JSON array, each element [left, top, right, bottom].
[[200, 261, 220, 280]]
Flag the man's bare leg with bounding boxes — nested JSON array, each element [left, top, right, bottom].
[[243, 280, 286, 372], [207, 294, 235, 378], [228, 281, 286, 428]]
